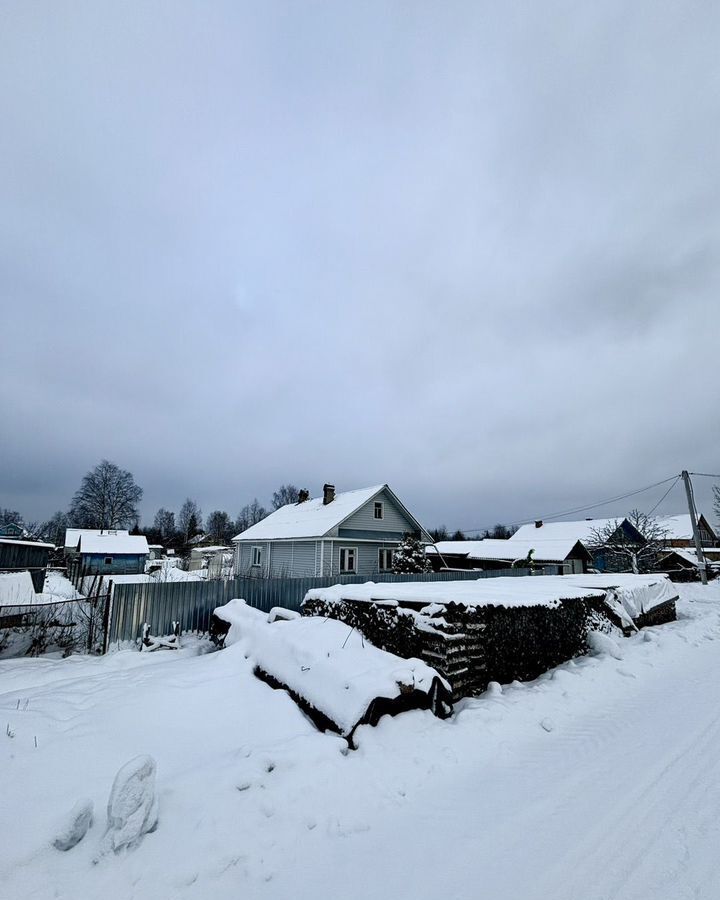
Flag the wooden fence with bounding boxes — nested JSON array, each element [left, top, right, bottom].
[[106, 568, 538, 647]]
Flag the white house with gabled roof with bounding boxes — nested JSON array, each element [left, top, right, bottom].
[[232, 484, 430, 578]]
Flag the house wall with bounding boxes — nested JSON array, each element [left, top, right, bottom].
[[329, 540, 400, 578], [337, 488, 419, 539], [80, 553, 147, 575], [234, 538, 402, 578], [235, 541, 317, 577]]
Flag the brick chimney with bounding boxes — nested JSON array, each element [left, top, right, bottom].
[[535, 520, 543, 529], [323, 484, 335, 505]]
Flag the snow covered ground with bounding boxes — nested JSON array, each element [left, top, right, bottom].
[[2, 581, 720, 899]]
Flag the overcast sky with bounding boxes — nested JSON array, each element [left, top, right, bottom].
[[1, 1, 719, 532]]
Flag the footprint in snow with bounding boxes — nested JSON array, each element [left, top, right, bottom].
[[540, 718, 554, 733], [616, 668, 637, 679]]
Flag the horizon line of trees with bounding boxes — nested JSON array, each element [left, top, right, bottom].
[[7, 460, 719, 555], [1, 465, 306, 549]]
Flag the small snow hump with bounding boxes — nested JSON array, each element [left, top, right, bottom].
[[587, 630, 623, 660], [540, 718, 554, 733], [53, 799, 94, 851], [102, 755, 158, 855]]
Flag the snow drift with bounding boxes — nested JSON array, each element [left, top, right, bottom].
[[213, 599, 452, 740]]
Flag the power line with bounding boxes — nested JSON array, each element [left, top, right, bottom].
[[646, 475, 681, 517], [459, 474, 679, 535], [688, 472, 720, 479]]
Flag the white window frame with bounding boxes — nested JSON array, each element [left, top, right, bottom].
[[378, 548, 394, 571], [251, 545, 263, 568], [373, 501, 384, 520], [339, 547, 357, 574]]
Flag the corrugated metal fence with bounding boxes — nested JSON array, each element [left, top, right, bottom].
[[107, 568, 537, 647]]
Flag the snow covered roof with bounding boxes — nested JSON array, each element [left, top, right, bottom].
[[510, 518, 631, 545], [0, 538, 54, 550], [78, 533, 149, 555], [64, 528, 130, 550], [304, 574, 676, 615], [427, 537, 588, 563], [656, 514, 717, 541], [659, 548, 720, 569], [0, 571, 37, 607], [233, 485, 422, 541]]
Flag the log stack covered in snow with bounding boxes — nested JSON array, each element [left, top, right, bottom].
[[212, 600, 453, 742], [302, 575, 678, 698]]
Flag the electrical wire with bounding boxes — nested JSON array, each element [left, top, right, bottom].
[[459, 474, 680, 535], [646, 475, 681, 517], [689, 472, 720, 479]]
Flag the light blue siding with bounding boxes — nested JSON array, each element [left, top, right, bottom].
[[337, 488, 419, 537], [80, 553, 147, 575], [330, 540, 399, 578]]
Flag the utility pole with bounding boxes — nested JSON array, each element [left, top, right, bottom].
[[681, 470, 708, 586]]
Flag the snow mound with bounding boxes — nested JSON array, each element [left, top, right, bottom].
[[214, 600, 451, 738], [52, 799, 94, 851], [587, 630, 624, 660], [268, 606, 300, 623], [102, 755, 158, 855]]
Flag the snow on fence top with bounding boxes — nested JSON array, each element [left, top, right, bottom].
[[303, 574, 677, 617]]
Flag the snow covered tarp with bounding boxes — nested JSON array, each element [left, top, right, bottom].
[[554, 574, 678, 629], [212, 599, 452, 741]]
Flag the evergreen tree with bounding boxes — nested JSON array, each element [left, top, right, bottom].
[[392, 533, 432, 574]]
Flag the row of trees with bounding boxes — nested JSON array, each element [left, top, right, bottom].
[[428, 523, 517, 542], [5, 461, 303, 550]]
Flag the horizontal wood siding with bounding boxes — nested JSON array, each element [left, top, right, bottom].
[[332, 540, 399, 578], [80, 553, 147, 575], [338, 488, 418, 536]]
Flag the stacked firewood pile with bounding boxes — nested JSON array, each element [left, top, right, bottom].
[[302, 593, 612, 699]]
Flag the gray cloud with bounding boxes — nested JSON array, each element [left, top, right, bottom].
[[1, 1, 718, 531]]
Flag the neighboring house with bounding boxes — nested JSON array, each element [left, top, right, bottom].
[[0, 538, 54, 592], [76, 532, 149, 575], [233, 483, 430, 578], [0, 522, 26, 540], [655, 514, 719, 548], [658, 547, 720, 581], [189, 545, 233, 577], [509, 518, 646, 572], [147, 544, 165, 560], [427, 538, 592, 574]]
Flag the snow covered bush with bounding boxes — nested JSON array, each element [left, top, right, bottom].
[[392, 534, 432, 574]]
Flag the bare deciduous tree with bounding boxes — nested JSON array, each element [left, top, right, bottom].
[[206, 510, 233, 543], [272, 484, 300, 509], [69, 460, 143, 529], [588, 508, 668, 574], [234, 499, 267, 534], [178, 499, 203, 543], [153, 508, 176, 541], [0, 508, 23, 527]]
